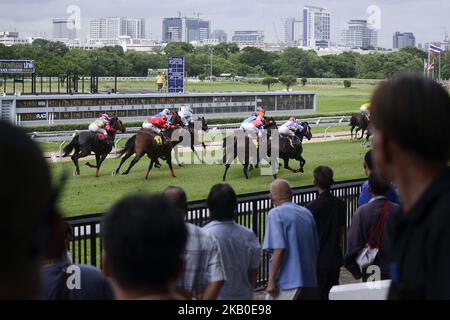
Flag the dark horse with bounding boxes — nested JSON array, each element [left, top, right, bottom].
[[278, 122, 312, 173], [173, 116, 209, 165], [222, 117, 278, 181], [62, 116, 126, 177], [114, 112, 184, 178], [350, 113, 370, 140]]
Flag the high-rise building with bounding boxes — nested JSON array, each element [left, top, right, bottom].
[[393, 32, 415, 49], [281, 18, 303, 45], [211, 29, 227, 43], [162, 17, 210, 43], [231, 31, 264, 48], [341, 20, 377, 49], [52, 19, 77, 41], [89, 17, 145, 44], [303, 6, 331, 49]]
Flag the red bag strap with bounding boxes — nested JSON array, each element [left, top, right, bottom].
[[367, 200, 390, 249]]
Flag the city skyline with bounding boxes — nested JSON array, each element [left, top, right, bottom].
[[0, 0, 449, 48]]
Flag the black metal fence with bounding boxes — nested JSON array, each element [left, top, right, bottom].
[[64, 178, 365, 290]]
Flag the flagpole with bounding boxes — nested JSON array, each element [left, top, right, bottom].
[[427, 44, 431, 78]]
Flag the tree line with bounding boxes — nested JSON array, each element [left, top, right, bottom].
[[0, 39, 449, 80]]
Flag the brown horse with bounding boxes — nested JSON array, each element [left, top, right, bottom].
[[62, 116, 126, 177], [115, 112, 184, 179], [278, 122, 312, 173], [350, 113, 370, 140], [222, 117, 278, 181]]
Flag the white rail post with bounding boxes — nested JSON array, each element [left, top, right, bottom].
[[324, 126, 331, 140]]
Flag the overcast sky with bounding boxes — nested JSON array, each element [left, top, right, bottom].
[[1, 0, 449, 48]]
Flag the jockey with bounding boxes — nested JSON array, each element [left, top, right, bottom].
[[256, 106, 266, 118], [360, 102, 371, 120], [153, 108, 172, 124], [178, 105, 193, 127], [88, 113, 112, 139], [240, 115, 265, 138], [142, 115, 174, 144], [279, 117, 304, 147]]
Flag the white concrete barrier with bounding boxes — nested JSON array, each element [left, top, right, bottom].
[[329, 280, 391, 300]]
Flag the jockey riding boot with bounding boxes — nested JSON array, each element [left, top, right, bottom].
[[289, 136, 295, 148]]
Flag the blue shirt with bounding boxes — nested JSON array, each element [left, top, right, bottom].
[[203, 220, 261, 300], [263, 202, 319, 290], [358, 180, 401, 207], [40, 261, 114, 300]]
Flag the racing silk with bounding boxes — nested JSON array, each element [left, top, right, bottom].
[[242, 115, 257, 124], [251, 117, 264, 129], [93, 117, 111, 131], [283, 120, 304, 132], [146, 117, 173, 130], [178, 106, 193, 125]]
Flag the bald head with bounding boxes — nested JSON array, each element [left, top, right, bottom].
[[269, 179, 293, 205], [163, 187, 188, 215]]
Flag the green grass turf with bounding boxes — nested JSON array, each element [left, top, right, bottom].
[[51, 139, 368, 217]]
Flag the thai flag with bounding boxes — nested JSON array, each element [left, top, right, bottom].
[[429, 44, 444, 54]]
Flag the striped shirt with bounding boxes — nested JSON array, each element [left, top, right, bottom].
[[176, 223, 226, 297]]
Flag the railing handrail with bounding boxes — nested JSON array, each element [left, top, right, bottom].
[[65, 178, 366, 224]]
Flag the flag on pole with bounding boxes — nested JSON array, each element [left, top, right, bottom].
[[429, 44, 444, 54]]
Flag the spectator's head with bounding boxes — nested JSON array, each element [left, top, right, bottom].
[[63, 222, 74, 252], [363, 150, 374, 176], [0, 121, 55, 299], [163, 186, 188, 216], [313, 166, 334, 192], [102, 195, 187, 299], [371, 74, 450, 183], [368, 173, 390, 197], [207, 184, 237, 221], [269, 179, 293, 206]]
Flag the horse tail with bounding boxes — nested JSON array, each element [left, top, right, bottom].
[[116, 135, 135, 158], [62, 133, 79, 157]]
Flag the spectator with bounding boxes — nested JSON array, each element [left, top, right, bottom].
[[0, 121, 54, 299], [102, 195, 187, 300], [203, 184, 261, 300], [344, 173, 401, 281], [156, 72, 165, 93], [63, 222, 74, 264], [307, 166, 346, 300], [40, 219, 114, 300], [263, 179, 319, 300], [370, 74, 450, 299], [358, 150, 400, 206], [163, 187, 226, 300]]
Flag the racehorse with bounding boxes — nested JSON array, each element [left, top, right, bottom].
[[173, 116, 209, 165], [350, 113, 370, 140], [222, 117, 278, 181], [278, 122, 312, 173], [62, 116, 126, 177], [114, 112, 184, 178]]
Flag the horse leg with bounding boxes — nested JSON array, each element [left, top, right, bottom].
[[174, 148, 183, 167], [115, 149, 133, 175], [358, 128, 365, 140], [350, 126, 355, 140], [283, 158, 298, 173], [223, 164, 231, 181], [95, 153, 108, 177], [71, 149, 90, 176], [355, 128, 361, 140], [145, 158, 155, 180], [243, 163, 249, 179], [166, 154, 176, 178], [191, 145, 204, 164], [122, 152, 143, 175], [299, 156, 306, 173]]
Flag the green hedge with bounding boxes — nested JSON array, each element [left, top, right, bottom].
[[21, 112, 355, 133]]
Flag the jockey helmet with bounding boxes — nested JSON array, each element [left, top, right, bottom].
[[289, 117, 297, 122], [102, 113, 110, 120], [163, 108, 170, 114]]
